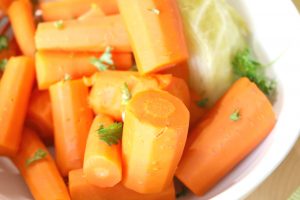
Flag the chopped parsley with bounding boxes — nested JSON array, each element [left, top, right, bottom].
[[148, 8, 160, 15], [0, 59, 7, 71], [197, 98, 208, 108], [63, 73, 72, 81], [230, 110, 240, 121], [232, 48, 275, 96], [0, 35, 8, 51], [121, 83, 131, 105], [26, 149, 47, 167], [53, 20, 64, 29], [90, 46, 114, 71], [97, 122, 123, 146]]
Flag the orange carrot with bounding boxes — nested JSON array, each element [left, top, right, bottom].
[[88, 71, 190, 121], [78, 4, 105, 21], [0, 56, 35, 156], [83, 115, 122, 187], [118, 0, 188, 74], [35, 15, 131, 53], [8, 0, 35, 56], [158, 76, 190, 109], [26, 89, 53, 145], [189, 90, 207, 128], [41, 0, 118, 21], [35, 51, 133, 90], [69, 169, 175, 200], [160, 62, 190, 84], [0, 0, 12, 12], [11, 127, 71, 200], [175, 78, 276, 196], [122, 90, 189, 193], [50, 79, 94, 176]]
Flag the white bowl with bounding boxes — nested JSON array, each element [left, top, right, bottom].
[[1, 0, 300, 200]]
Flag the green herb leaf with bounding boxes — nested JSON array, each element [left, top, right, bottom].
[[97, 122, 123, 146], [121, 83, 131, 105], [230, 110, 240, 121], [53, 20, 64, 29], [148, 8, 160, 15], [64, 73, 72, 81], [0, 35, 8, 51], [26, 149, 47, 167], [232, 48, 276, 96], [197, 98, 208, 108], [0, 59, 7, 71], [90, 46, 114, 71]]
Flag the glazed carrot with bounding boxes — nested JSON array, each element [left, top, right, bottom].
[[78, 4, 105, 21], [160, 62, 190, 83], [83, 115, 122, 187], [189, 90, 207, 128], [0, 0, 12, 12], [35, 15, 131, 53], [8, 0, 35, 56], [35, 51, 133, 89], [88, 71, 160, 121], [69, 169, 175, 200], [118, 0, 188, 74], [122, 90, 189, 193], [0, 56, 35, 156], [11, 128, 71, 200], [50, 79, 93, 176], [175, 77, 276, 196], [157, 75, 190, 109], [26, 89, 53, 145], [41, 0, 118, 21]]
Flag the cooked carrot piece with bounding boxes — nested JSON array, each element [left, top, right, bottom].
[[175, 77, 276, 196], [50, 79, 94, 176], [189, 90, 207, 128], [35, 51, 133, 90], [83, 115, 122, 187], [7, 0, 35, 56], [0, 56, 35, 156], [122, 90, 189, 193], [11, 128, 71, 200], [118, 0, 188, 74], [0, 0, 12, 12], [69, 169, 175, 200], [35, 15, 131, 53], [41, 0, 118, 21], [159, 62, 190, 84], [78, 4, 105, 21], [26, 89, 53, 145]]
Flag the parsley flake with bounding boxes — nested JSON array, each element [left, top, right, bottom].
[[0, 59, 7, 71], [148, 8, 160, 15], [0, 35, 8, 51], [90, 46, 114, 71], [26, 149, 47, 167], [197, 98, 208, 108], [54, 20, 64, 29], [232, 48, 276, 96], [230, 110, 240, 121], [64, 73, 72, 81], [97, 122, 123, 146], [121, 83, 131, 105]]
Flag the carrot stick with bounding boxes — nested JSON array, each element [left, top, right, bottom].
[[189, 90, 207, 128], [35, 15, 131, 53], [26, 89, 53, 145], [157, 76, 190, 109], [7, 0, 35, 56], [122, 90, 189, 193], [0, 56, 35, 156], [118, 0, 188, 74], [159, 62, 190, 84], [83, 115, 122, 187], [41, 0, 118, 21], [175, 77, 276, 196], [0, 0, 12, 12], [69, 169, 175, 200], [78, 4, 105, 21], [11, 127, 71, 200], [50, 79, 94, 176], [35, 51, 133, 90]]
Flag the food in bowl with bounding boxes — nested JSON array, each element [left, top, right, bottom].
[[0, 0, 279, 199]]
